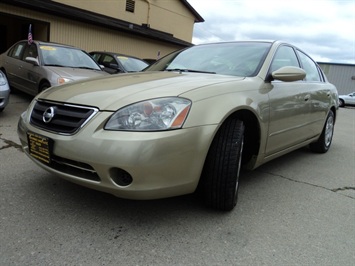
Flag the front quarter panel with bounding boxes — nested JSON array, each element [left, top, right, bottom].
[[181, 77, 270, 167], [182, 78, 268, 127]]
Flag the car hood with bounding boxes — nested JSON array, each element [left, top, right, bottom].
[[46, 66, 108, 80], [38, 71, 245, 110]]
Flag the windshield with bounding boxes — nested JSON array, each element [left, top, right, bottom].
[[40, 45, 101, 70], [116, 56, 149, 72], [146, 42, 272, 77]]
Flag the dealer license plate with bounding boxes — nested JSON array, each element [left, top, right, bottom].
[[27, 132, 53, 164]]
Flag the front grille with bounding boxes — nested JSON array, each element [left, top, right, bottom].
[[51, 155, 100, 182], [30, 100, 98, 134]]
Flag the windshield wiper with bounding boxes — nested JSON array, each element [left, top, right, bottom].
[[45, 64, 66, 67], [166, 68, 216, 74], [77, 66, 99, 70]]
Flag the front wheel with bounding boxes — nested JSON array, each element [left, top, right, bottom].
[[310, 110, 334, 153], [200, 118, 245, 211], [339, 99, 345, 107]]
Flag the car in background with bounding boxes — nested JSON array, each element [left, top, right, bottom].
[[338, 92, 355, 107], [18, 41, 338, 211], [0, 40, 109, 96], [89, 51, 148, 74], [0, 70, 10, 112], [143, 58, 157, 66]]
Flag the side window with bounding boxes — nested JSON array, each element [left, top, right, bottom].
[[91, 53, 101, 62], [270, 46, 299, 72], [297, 51, 321, 82], [22, 44, 38, 60], [9, 43, 26, 59], [102, 55, 116, 67]]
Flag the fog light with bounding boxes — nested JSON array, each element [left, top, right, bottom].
[[110, 168, 133, 186]]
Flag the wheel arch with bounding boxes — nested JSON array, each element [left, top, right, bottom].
[[38, 79, 51, 93], [197, 108, 261, 209], [201, 108, 261, 170], [330, 106, 337, 123], [226, 109, 261, 167]]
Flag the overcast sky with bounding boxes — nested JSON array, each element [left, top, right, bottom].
[[188, 0, 355, 64]]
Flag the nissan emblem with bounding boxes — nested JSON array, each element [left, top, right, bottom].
[[43, 107, 56, 123]]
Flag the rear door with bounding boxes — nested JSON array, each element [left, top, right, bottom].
[[16, 43, 41, 94], [296, 50, 332, 136], [2, 42, 26, 89]]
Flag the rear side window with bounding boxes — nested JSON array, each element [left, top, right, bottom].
[[297, 50, 321, 82], [9, 43, 26, 59], [102, 55, 115, 64], [90, 53, 101, 62]]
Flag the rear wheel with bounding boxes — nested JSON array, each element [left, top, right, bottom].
[[310, 110, 334, 153], [200, 118, 245, 211], [339, 99, 345, 107]]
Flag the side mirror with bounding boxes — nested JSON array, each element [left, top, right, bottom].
[[109, 63, 124, 73], [25, 57, 39, 66], [109, 63, 121, 70], [271, 66, 306, 82]]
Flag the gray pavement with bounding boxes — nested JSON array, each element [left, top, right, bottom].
[[1, 92, 354, 265]]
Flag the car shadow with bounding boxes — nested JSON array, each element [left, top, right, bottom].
[[24, 147, 314, 221], [10, 86, 35, 99], [28, 172, 210, 220]]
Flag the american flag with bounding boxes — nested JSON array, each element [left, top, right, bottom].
[[28, 24, 33, 45]]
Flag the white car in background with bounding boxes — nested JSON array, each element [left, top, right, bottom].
[[338, 92, 355, 107]]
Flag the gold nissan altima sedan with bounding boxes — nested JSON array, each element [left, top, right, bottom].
[[17, 41, 338, 211]]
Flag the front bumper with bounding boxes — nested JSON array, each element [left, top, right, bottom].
[[17, 110, 217, 200]]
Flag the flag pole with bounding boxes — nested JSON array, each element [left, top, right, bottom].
[[28, 24, 33, 45]]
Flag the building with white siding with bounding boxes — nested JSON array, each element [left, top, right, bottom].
[[318, 62, 355, 95]]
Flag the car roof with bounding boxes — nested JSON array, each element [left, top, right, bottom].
[[89, 51, 144, 60], [18, 40, 80, 50]]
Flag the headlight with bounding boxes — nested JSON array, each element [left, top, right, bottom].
[[0, 72, 7, 86], [58, 77, 73, 84], [105, 97, 191, 131]]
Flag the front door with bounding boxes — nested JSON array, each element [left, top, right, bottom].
[[265, 45, 313, 156]]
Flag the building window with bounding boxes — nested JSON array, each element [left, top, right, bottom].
[[126, 0, 135, 13]]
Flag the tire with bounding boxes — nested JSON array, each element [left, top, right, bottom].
[[200, 118, 245, 211], [310, 110, 334, 153], [339, 99, 345, 107]]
